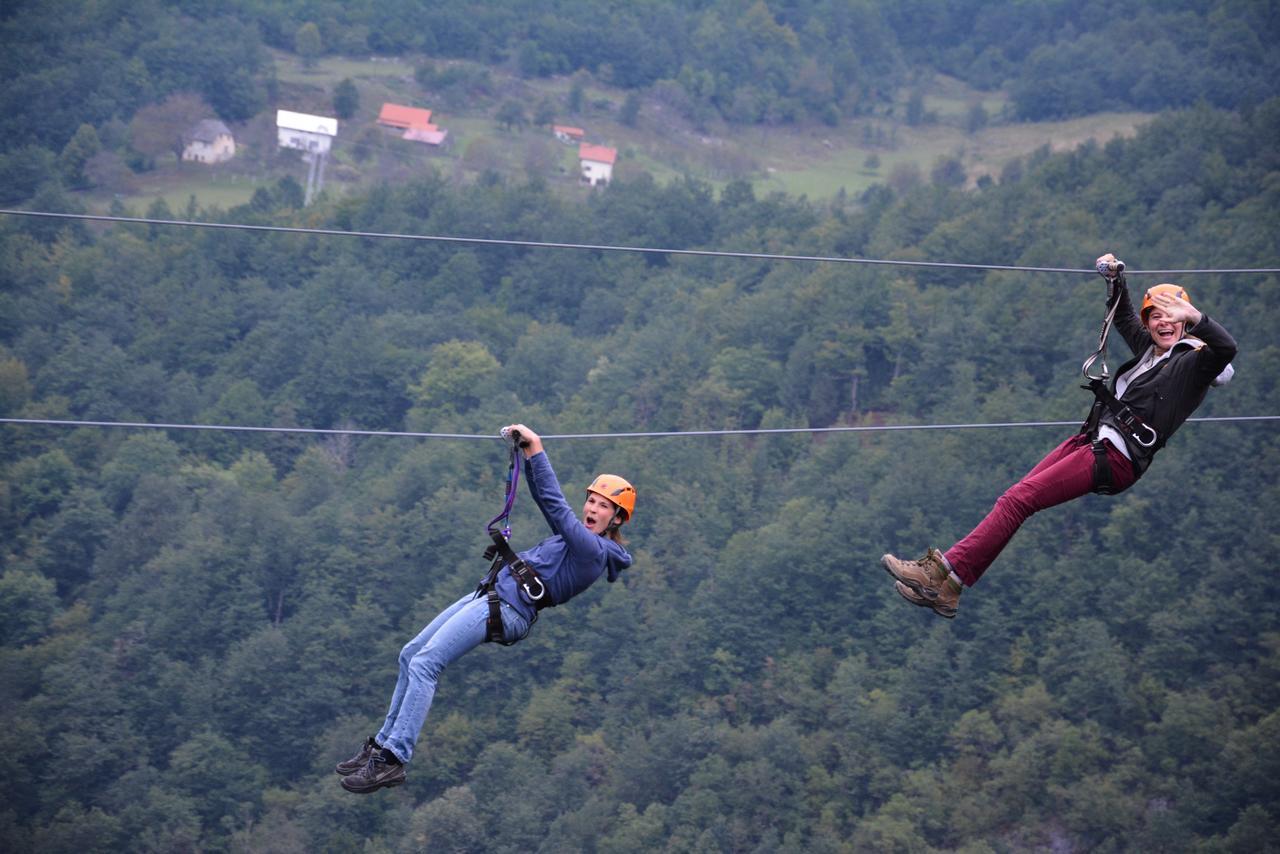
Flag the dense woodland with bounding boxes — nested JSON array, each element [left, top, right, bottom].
[[4, 3, 1280, 853], [3, 0, 1280, 192], [3, 97, 1280, 851]]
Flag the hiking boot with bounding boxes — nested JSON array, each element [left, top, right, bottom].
[[335, 737, 380, 776], [893, 579, 959, 619], [340, 750, 406, 794], [881, 549, 949, 599]]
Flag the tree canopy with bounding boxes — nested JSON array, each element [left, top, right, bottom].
[[2, 93, 1278, 849]]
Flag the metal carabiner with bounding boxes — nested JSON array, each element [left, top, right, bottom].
[[522, 577, 546, 601], [1081, 349, 1109, 382], [1132, 423, 1158, 448], [1082, 285, 1123, 381]]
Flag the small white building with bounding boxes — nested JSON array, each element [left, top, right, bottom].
[[182, 119, 235, 163], [276, 109, 338, 153], [553, 125, 585, 144], [578, 143, 617, 186]]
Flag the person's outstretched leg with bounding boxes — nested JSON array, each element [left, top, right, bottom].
[[342, 595, 501, 793], [339, 593, 477, 793], [379, 595, 492, 764], [374, 594, 474, 749], [884, 435, 1132, 617], [945, 435, 1131, 584]]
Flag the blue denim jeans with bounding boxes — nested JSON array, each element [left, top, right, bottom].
[[376, 593, 530, 763]]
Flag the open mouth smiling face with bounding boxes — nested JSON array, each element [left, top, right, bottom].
[[1146, 309, 1184, 352]]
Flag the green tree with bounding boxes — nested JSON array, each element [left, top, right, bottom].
[[930, 155, 966, 187], [0, 354, 32, 415], [965, 101, 990, 133], [407, 786, 487, 853], [620, 92, 642, 127], [295, 22, 322, 69], [166, 729, 268, 829], [58, 124, 101, 189], [408, 340, 501, 415], [533, 97, 557, 129], [568, 72, 588, 113], [496, 99, 526, 131], [0, 145, 58, 205], [0, 570, 58, 645], [129, 94, 211, 167], [333, 78, 359, 120], [9, 449, 76, 522]]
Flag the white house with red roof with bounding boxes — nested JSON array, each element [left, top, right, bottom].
[[378, 103, 432, 130], [553, 125, 585, 144], [578, 143, 617, 186], [379, 103, 448, 146]]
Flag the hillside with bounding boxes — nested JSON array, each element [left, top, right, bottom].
[[2, 98, 1278, 851], [91, 49, 1153, 214]]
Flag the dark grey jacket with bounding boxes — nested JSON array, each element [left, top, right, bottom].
[[1084, 282, 1237, 478]]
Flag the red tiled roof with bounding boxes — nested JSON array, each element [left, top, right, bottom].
[[579, 143, 617, 164], [379, 103, 433, 129], [553, 125, 585, 138]]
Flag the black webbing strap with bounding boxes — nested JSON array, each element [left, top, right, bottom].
[[1089, 439, 1116, 495], [475, 530, 555, 646], [1083, 377, 1159, 450], [484, 586, 507, 644], [483, 530, 554, 610]]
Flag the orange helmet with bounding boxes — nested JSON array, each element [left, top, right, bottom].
[[1142, 283, 1191, 323], [587, 474, 635, 523]]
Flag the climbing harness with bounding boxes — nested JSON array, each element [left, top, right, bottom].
[[475, 429, 553, 645], [1081, 257, 1159, 493]]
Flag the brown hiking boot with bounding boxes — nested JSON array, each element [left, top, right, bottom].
[[882, 549, 961, 617], [893, 579, 960, 619], [341, 750, 407, 794], [335, 737, 379, 776]]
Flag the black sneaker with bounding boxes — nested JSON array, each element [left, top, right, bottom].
[[335, 737, 379, 776], [341, 750, 406, 794]]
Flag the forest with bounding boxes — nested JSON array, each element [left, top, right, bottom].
[[3, 0, 1280, 180], [3, 2, 1280, 853]]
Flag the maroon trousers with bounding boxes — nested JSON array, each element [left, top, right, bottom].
[[944, 434, 1136, 586]]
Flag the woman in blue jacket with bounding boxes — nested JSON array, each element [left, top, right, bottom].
[[882, 255, 1236, 620], [337, 423, 635, 793]]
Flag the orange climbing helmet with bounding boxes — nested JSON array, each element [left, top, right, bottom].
[[587, 474, 636, 523], [1142, 283, 1191, 323]]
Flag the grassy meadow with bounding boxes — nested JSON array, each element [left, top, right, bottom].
[[92, 50, 1154, 216]]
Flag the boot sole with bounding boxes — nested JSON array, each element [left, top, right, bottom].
[[880, 555, 941, 601], [341, 775, 405, 794], [892, 578, 957, 619]]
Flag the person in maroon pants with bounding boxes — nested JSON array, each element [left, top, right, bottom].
[[881, 254, 1237, 619]]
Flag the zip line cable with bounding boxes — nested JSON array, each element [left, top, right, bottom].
[[3, 415, 1278, 441], [2, 211, 1275, 439], [3, 209, 1279, 276]]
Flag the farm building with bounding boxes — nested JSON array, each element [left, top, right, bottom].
[[276, 109, 337, 153], [378, 103, 433, 130], [579, 143, 617, 186], [553, 125, 585, 144], [182, 119, 235, 164]]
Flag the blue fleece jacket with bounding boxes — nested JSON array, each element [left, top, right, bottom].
[[495, 451, 632, 621]]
